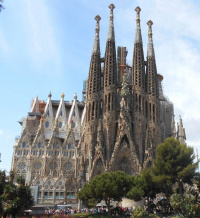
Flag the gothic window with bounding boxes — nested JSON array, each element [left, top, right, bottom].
[[31, 170, 36, 180], [66, 192, 75, 199], [53, 171, 57, 177], [18, 162, 26, 170], [73, 122, 75, 128], [59, 122, 62, 128], [63, 171, 69, 178], [34, 162, 42, 170], [96, 159, 103, 167], [38, 143, 42, 149], [60, 111, 63, 116], [45, 121, 49, 128], [49, 162, 58, 170], [56, 192, 64, 199], [65, 162, 72, 171], [68, 143, 71, 149], [22, 170, 26, 179], [120, 158, 128, 164], [22, 142, 26, 148]]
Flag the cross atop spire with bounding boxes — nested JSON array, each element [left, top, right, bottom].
[[134, 6, 142, 43], [92, 15, 101, 54], [147, 20, 155, 58], [107, 3, 115, 41]]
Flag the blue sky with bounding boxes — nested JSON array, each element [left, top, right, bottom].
[[1, 0, 200, 172]]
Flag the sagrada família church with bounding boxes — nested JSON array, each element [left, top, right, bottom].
[[11, 4, 186, 204]]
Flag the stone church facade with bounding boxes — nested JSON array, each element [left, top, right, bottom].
[[11, 5, 186, 204]]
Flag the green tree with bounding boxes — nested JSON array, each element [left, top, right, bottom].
[[78, 171, 132, 216], [127, 168, 158, 214], [131, 206, 148, 218], [0, 171, 34, 218], [152, 137, 198, 198], [170, 191, 200, 217]]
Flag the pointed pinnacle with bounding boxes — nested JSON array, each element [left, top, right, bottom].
[[109, 3, 115, 10], [109, 3, 115, 21], [94, 15, 101, 34], [147, 20, 153, 27], [48, 92, 52, 98], [61, 93, 65, 98], [95, 15, 101, 22], [135, 6, 141, 25], [135, 6, 141, 13], [147, 20, 153, 38]]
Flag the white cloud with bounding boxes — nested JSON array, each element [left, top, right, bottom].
[[110, 0, 200, 147], [23, 1, 62, 73]]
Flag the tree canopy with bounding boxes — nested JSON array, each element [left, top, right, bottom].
[[0, 171, 34, 218], [78, 171, 133, 215], [152, 137, 198, 197]]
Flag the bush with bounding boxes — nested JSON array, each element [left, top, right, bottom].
[[131, 206, 148, 218]]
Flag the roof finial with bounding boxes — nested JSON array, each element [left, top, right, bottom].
[[147, 20, 153, 39], [61, 93, 65, 99], [48, 92, 52, 98], [95, 15, 101, 33], [107, 3, 115, 41], [135, 6, 141, 25], [109, 4, 115, 21], [74, 93, 77, 99], [134, 6, 142, 43], [92, 15, 101, 54], [147, 20, 155, 58]]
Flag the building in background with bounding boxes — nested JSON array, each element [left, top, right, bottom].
[[11, 4, 186, 205]]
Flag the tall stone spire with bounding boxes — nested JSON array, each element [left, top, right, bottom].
[[132, 6, 145, 91], [104, 3, 117, 89], [132, 6, 146, 166], [87, 15, 102, 100], [107, 3, 115, 41], [134, 6, 142, 43], [177, 115, 186, 144], [147, 20, 155, 58], [146, 20, 158, 98], [103, 3, 117, 167], [171, 115, 177, 138], [144, 20, 161, 168], [92, 15, 101, 55], [86, 15, 102, 122]]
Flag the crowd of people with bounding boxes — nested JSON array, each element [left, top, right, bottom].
[[44, 206, 134, 216]]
